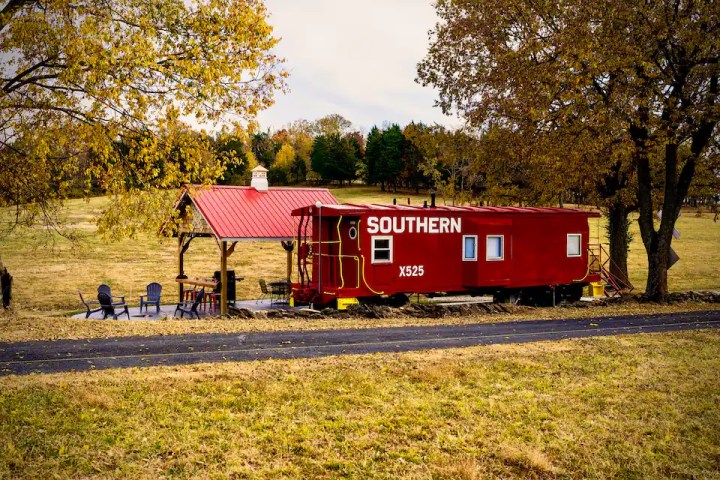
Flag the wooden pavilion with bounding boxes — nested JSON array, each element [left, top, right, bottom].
[[167, 168, 338, 315]]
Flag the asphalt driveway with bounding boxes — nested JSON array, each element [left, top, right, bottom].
[[1, 309, 718, 376]]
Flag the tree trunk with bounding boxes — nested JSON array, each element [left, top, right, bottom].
[[635, 75, 715, 301], [606, 203, 630, 285], [637, 141, 695, 301], [644, 232, 671, 300]]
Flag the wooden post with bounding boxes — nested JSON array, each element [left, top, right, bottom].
[[286, 249, 293, 282], [178, 233, 185, 303], [220, 240, 228, 316], [281, 241, 294, 282]]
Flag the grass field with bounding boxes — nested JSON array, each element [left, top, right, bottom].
[[0, 186, 718, 314], [1, 330, 719, 479]]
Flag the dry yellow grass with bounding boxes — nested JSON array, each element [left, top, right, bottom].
[[2, 188, 718, 480], [1, 330, 719, 478]]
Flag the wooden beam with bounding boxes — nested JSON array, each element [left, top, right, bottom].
[[226, 241, 238, 258], [178, 233, 195, 303], [220, 240, 228, 316]]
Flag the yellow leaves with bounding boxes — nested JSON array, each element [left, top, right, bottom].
[[3, 0, 287, 127], [2, 0, 287, 237], [274, 144, 296, 171]]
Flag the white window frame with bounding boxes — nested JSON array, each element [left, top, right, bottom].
[[486, 235, 505, 261], [371, 235, 393, 264], [567, 233, 582, 257], [462, 235, 478, 261]]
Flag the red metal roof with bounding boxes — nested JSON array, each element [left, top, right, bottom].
[[293, 203, 601, 217], [181, 185, 338, 240]]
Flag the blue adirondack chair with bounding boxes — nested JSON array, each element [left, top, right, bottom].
[[140, 282, 162, 313]]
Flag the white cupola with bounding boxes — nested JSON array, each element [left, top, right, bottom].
[[250, 165, 269, 191]]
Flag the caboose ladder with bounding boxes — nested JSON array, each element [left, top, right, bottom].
[[588, 244, 635, 297]]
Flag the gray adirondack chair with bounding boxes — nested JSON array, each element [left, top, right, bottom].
[[78, 290, 103, 318], [97, 284, 125, 306], [175, 289, 205, 319], [98, 292, 130, 320]]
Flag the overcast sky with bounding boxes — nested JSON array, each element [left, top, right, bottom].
[[255, 0, 459, 133]]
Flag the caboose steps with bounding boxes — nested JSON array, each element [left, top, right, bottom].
[[588, 244, 635, 298]]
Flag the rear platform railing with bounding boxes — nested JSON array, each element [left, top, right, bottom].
[[588, 244, 635, 297]]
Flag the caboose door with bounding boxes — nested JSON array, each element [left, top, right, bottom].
[[462, 219, 512, 288], [337, 217, 360, 291]]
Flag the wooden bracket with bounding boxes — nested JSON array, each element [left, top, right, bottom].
[[226, 241, 238, 258], [179, 234, 195, 255]]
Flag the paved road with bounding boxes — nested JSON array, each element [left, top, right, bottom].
[[1, 310, 719, 376]]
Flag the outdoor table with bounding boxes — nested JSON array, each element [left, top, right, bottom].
[[175, 278, 218, 289], [269, 281, 291, 303], [176, 277, 217, 304], [269, 280, 290, 290]]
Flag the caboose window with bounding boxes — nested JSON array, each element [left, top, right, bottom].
[[567, 234, 582, 257], [463, 235, 477, 261], [371, 236, 393, 263], [486, 235, 504, 261]]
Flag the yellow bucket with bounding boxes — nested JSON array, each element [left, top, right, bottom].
[[337, 297, 359, 310], [590, 282, 605, 297]]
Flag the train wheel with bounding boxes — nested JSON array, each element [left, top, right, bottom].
[[517, 287, 554, 307], [493, 290, 521, 305], [557, 284, 584, 303], [388, 293, 409, 307], [358, 294, 409, 307]]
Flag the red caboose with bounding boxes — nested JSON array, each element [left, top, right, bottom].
[[291, 203, 602, 307]]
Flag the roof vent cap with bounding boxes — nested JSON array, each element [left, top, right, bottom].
[[251, 165, 269, 191]]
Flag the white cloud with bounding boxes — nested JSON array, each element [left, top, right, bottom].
[[256, 0, 459, 131]]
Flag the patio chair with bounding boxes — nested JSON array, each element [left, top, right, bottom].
[[270, 280, 290, 305], [97, 292, 130, 320], [175, 289, 205, 319], [97, 284, 125, 306], [258, 279, 270, 304], [140, 282, 162, 314], [78, 290, 103, 318]]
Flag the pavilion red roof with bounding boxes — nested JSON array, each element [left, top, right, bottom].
[[178, 185, 338, 241]]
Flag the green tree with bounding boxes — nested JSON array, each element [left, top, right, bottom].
[[214, 127, 251, 186], [251, 131, 276, 168], [310, 135, 331, 181], [310, 134, 359, 185], [378, 124, 405, 193], [418, 0, 719, 300], [0, 0, 286, 236], [363, 126, 383, 186], [401, 123, 429, 194]]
